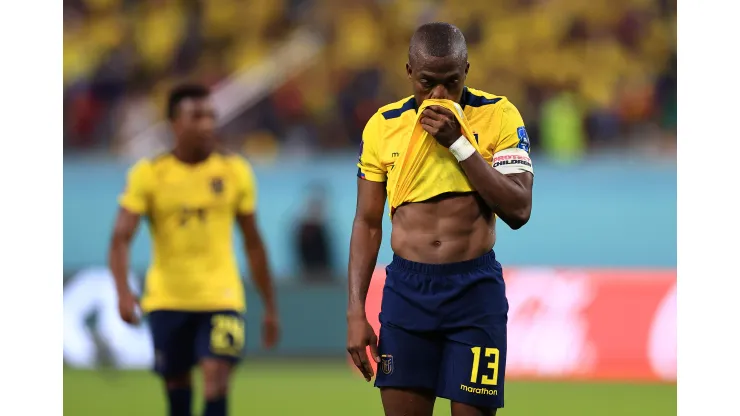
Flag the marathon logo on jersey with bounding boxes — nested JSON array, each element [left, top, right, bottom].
[[516, 126, 531, 153], [211, 177, 224, 195], [492, 148, 534, 175], [380, 354, 394, 375]]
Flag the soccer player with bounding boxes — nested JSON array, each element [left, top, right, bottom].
[[347, 23, 534, 416], [108, 84, 280, 416]]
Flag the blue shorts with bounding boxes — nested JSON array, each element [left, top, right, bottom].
[[374, 251, 508, 409], [148, 310, 245, 377]]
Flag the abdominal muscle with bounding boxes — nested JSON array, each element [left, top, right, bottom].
[[390, 192, 496, 264]]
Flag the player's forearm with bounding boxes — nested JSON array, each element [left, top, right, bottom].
[[108, 239, 132, 295], [109, 209, 141, 295], [246, 244, 277, 313], [347, 219, 382, 316], [460, 154, 532, 228]]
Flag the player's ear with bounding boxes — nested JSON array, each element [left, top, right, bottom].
[[406, 63, 412, 79], [465, 62, 470, 75]]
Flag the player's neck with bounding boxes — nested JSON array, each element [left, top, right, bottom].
[[171, 147, 212, 165]]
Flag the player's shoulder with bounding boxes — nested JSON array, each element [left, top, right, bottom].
[[123, 154, 166, 188], [127, 154, 163, 175], [212, 150, 256, 182], [215, 149, 253, 170], [132, 151, 178, 174], [462, 87, 517, 113], [376, 95, 417, 121], [363, 95, 417, 142]]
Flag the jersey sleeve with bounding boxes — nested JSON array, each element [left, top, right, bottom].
[[356, 112, 386, 182], [492, 101, 534, 175], [118, 159, 153, 214], [234, 156, 258, 215]]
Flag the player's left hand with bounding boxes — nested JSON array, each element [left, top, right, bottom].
[[420, 105, 461, 148], [262, 310, 280, 349]]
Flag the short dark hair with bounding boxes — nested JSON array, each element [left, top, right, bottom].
[[167, 84, 210, 120], [408, 22, 468, 65]]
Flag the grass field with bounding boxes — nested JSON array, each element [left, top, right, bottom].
[[64, 361, 676, 415]]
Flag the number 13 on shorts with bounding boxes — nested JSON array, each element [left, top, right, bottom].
[[470, 347, 499, 385]]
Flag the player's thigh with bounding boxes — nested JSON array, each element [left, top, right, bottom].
[[200, 357, 236, 398], [194, 310, 245, 367], [436, 326, 507, 411], [148, 310, 198, 377], [380, 387, 436, 416], [450, 402, 497, 416], [374, 322, 442, 393]]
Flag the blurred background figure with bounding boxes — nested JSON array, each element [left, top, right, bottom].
[[64, 0, 676, 415], [294, 184, 334, 284]]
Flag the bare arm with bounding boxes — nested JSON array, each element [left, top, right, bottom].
[[108, 208, 141, 295], [108, 208, 142, 324], [347, 178, 386, 379], [459, 155, 534, 229], [237, 213, 276, 314], [347, 179, 387, 317]]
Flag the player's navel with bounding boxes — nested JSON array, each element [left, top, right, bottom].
[[432, 240, 442, 247]]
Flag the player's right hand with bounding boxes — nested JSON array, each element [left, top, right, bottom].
[[347, 314, 380, 382], [117, 290, 140, 325]]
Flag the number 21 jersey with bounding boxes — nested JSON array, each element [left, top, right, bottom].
[[119, 152, 257, 312]]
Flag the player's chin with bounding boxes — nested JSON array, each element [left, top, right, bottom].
[[197, 136, 217, 152]]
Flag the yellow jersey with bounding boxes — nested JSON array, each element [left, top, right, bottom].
[[119, 152, 257, 313], [357, 87, 533, 201]]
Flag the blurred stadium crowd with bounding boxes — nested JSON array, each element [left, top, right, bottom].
[[63, 0, 677, 159]]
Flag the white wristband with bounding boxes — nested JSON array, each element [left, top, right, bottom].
[[448, 136, 476, 162]]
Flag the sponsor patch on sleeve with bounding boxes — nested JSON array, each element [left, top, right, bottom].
[[516, 126, 531, 152]]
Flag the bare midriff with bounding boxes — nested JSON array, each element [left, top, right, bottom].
[[390, 192, 495, 264]]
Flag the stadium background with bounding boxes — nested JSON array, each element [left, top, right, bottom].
[[63, 0, 677, 414]]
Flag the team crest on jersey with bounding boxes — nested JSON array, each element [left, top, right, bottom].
[[211, 177, 224, 194], [380, 354, 394, 375], [516, 126, 531, 152]]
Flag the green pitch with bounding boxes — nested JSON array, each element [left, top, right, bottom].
[[64, 361, 676, 415]]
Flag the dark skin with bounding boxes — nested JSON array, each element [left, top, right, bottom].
[[108, 97, 279, 403], [347, 52, 533, 416]]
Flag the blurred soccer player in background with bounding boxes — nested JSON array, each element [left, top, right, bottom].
[[108, 84, 279, 416], [347, 22, 534, 416]]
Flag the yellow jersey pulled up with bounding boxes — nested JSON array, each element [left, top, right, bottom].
[[357, 87, 532, 204], [119, 152, 257, 312]]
